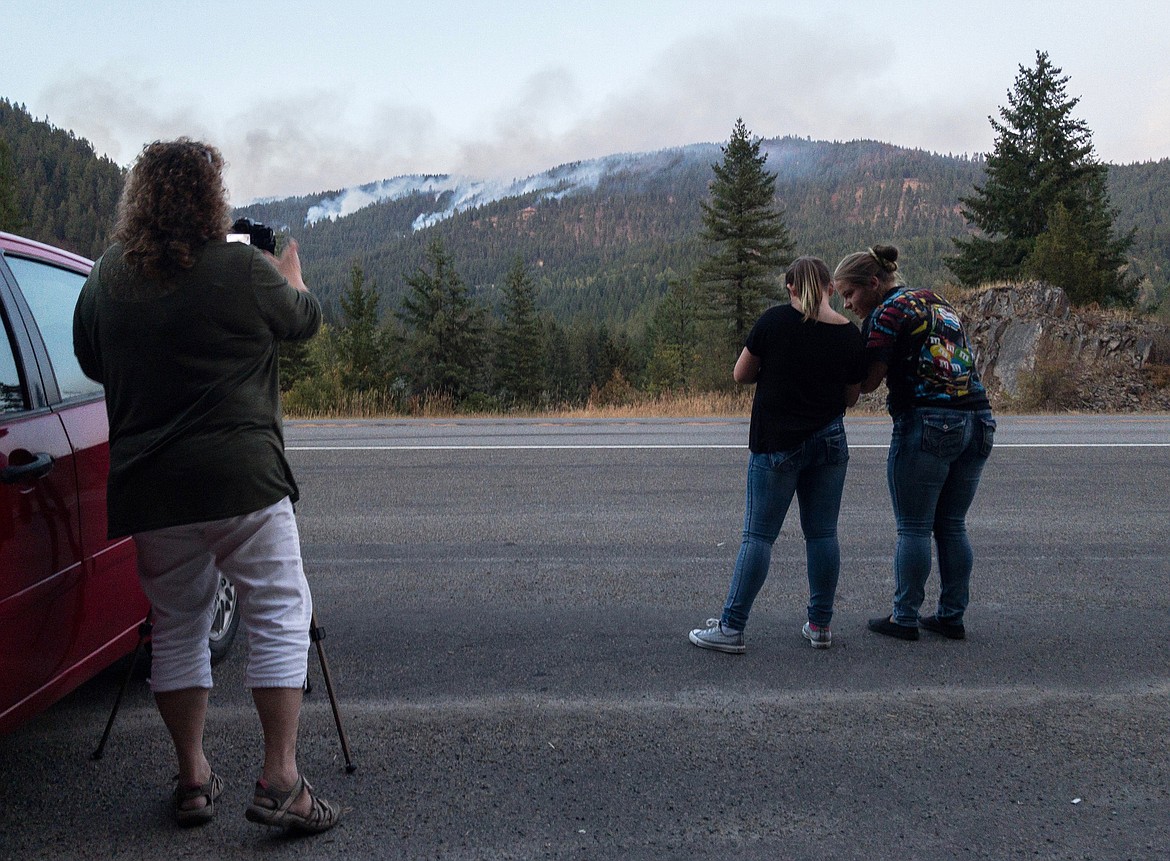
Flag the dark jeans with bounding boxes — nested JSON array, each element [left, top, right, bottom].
[[721, 418, 849, 630], [886, 407, 995, 626]]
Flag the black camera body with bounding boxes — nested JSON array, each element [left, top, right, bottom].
[[229, 217, 277, 254]]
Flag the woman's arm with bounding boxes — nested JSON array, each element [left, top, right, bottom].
[[733, 347, 761, 384], [860, 359, 887, 394]]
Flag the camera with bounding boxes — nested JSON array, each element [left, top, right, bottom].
[[228, 217, 277, 254]]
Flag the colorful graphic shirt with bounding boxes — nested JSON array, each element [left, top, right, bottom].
[[862, 287, 989, 415]]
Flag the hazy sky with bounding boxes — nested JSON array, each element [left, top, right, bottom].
[[5, 0, 1168, 202]]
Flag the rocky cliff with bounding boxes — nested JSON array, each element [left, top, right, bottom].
[[951, 283, 1169, 412]]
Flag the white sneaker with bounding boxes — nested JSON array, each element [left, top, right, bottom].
[[802, 621, 831, 649], [689, 618, 745, 654]]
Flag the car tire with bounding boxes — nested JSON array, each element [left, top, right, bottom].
[[208, 575, 240, 665]]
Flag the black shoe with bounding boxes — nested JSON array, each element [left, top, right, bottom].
[[920, 614, 966, 640], [867, 615, 919, 641]]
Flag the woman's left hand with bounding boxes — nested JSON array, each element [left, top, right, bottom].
[[270, 239, 309, 292]]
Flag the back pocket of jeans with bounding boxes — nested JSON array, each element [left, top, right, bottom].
[[978, 417, 996, 456], [822, 432, 849, 464], [769, 448, 799, 472], [921, 416, 965, 459]]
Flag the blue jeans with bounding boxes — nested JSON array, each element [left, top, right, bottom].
[[886, 407, 995, 626], [721, 418, 849, 630]]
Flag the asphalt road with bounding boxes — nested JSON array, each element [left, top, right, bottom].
[[2, 415, 1167, 860]]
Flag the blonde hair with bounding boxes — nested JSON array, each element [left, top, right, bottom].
[[785, 256, 832, 322], [833, 244, 902, 290]]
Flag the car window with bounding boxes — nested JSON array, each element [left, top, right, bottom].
[[5, 256, 103, 400], [0, 311, 26, 413]]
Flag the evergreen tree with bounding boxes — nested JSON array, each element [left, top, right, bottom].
[[0, 138, 20, 233], [495, 256, 545, 407], [337, 263, 393, 392], [949, 51, 1133, 305], [540, 318, 576, 404], [397, 238, 486, 402], [694, 118, 794, 348], [645, 277, 702, 393], [1025, 202, 1101, 305], [278, 339, 312, 393]]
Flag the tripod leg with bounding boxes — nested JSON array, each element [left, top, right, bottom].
[[309, 611, 356, 773], [91, 614, 153, 761]]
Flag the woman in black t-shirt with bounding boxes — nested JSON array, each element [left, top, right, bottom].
[[689, 257, 865, 653]]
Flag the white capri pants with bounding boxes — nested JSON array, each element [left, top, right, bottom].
[[133, 497, 312, 692]]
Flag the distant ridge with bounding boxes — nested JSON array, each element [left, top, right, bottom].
[[235, 136, 1169, 326], [237, 137, 992, 322], [0, 95, 1163, 326]]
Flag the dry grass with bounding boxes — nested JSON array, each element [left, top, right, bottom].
[[1143, 364, 1170, 391], [280, 388, 901, 420], [285, 389, 758, 420], [1004, 342, 1081, 412], [557, 389, 753, 418]]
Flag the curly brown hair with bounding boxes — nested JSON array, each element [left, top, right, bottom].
[[113, 138, 230, 280]]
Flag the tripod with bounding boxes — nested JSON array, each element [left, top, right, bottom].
[[91, 614, 153, 761], [307, 610, 356, 773], [92, 609, 356, 774]]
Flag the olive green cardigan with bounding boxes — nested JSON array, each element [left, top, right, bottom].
[[73, 240, 320, 537]]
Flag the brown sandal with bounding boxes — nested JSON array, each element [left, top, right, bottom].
[[173, 771, 224, 827], [244, 775, 342, 834]]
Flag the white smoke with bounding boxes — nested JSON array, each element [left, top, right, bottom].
[[18, 5, 1169, 207], [303, 149, 708, 228]]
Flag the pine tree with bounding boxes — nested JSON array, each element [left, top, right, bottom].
[[337, 263, 392, 392], [949, 51, 1133, 305], [397, 238, 486, 402], [540, 318, 576, 405], [495, 256, 544, 408], [694, 118, 794, 348], [278, 339, 312, 393], [645, 277, 701, 393], [0, 138, 21, 232], [1025, 202, 1101, 305]]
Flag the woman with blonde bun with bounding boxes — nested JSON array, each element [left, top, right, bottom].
[[833, 245, 995, 642]]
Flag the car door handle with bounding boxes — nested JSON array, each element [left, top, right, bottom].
[[0, 452, 54, 483]]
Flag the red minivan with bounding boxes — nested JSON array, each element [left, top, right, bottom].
[[0, 231, 237, 734]]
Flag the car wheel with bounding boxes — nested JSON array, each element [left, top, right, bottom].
[[208, 575, 240, 665]]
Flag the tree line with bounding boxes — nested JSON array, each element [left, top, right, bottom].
[[281, 52, 1142, 413], [0, 99, 124, 258]]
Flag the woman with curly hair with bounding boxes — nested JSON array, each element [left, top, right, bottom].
[[73, 139, 341, 833], [113, 138, 233, 284], [833, 245, 995, 642]]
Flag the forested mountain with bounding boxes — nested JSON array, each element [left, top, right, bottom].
[[238, 139, 990, 327], [1, 97, 1166, 327], [238, 139, 1170, 327], [1106, 158, 1170, 306], [0, 99, 124, 258]]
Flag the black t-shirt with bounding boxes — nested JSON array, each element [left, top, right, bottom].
[[745, 304, 866, 453]]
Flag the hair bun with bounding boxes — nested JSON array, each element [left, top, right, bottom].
[[870, 245, 899, 273]]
